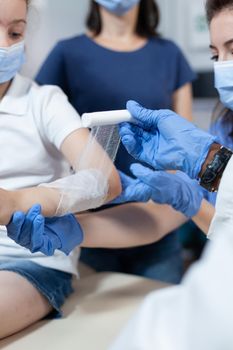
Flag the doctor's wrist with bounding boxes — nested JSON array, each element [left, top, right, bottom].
[[199, 143, 232, 192], [199, 143, 222, 178]]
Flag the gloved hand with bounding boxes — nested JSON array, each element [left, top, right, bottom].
[[130, 164, 204, 217], [120, 100, 217, 179], [7, 204, 84, 256], [111, 171, 152, 204]]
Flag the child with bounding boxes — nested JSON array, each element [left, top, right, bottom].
[[0, 0, 121, 338]]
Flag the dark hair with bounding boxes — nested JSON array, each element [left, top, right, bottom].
[[212, 103, 233, 140], [86, 0, 160, 38], [206, 0, 233, 23], [206, 0, 233, 140]]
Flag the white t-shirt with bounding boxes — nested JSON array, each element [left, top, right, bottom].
[[0, 74, 83, 275]]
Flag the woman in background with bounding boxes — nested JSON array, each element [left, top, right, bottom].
[[36, 0, 196, 284]]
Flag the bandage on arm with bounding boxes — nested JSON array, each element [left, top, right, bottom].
[[40, 121, 121, 216], [0, 114, 123, 224]]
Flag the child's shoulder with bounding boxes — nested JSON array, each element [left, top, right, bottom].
[[15, 75, 69, 119], [27, 76, 68, 106], [16, 74, 64, 98]]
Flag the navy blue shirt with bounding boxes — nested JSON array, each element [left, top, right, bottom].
[[36, 34, 195, 174]]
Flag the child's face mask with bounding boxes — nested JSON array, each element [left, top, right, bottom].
[[0, 41, 25, 84], [94, 0, 140, 16]]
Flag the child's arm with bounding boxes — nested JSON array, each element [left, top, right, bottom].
[[60, 128, 121, 203], [0, 128, 121, 225]]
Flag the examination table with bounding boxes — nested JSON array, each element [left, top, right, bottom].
[[0, 265, 169, 350]]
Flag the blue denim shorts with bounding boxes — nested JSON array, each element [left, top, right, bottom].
[[0, 260, 73, 318], [81, 231, 183, 284]]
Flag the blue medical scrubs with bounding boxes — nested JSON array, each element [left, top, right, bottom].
[[36, 34, 196, 284]]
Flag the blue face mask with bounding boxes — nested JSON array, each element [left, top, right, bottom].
[[94, 0, 140, 16], [214, 60, 233, 110], [0, 41, 25, 84]]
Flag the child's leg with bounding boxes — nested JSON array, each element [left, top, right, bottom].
[[0, 271, 52, 339], [0, 261, 73, 339]]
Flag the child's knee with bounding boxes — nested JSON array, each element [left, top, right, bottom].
[[0, 271, 51, 338]]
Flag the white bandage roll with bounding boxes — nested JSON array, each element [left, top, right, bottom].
[[82, 110, 135, 128]]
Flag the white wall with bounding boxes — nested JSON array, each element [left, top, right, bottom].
[[157, 0, 212, 72], [23, 0, 89, 77], [22, 0, 212, 78]]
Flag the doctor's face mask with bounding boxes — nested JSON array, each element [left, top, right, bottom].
[[214, 60, 233, 111], [94, 0, 141, 16], [0, 0, 27, 83], [209, 8, 233, 111]]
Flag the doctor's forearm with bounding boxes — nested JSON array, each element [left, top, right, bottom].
[[78, 201, 187, 248], [192, 199, 215, 235]]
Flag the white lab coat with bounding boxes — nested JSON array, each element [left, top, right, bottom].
[[110, 156, 233, 350]]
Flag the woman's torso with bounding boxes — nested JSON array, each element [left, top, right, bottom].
[[36, 34, 195, 174]]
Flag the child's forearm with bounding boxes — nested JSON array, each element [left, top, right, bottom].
[[105, 167, 121, 202], [0, 187, 60, 225], [1, 168, 120, 226], [15, 187, 60, 216]]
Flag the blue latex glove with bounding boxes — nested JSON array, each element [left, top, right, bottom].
[[120, 100, 217, 179], [111, 171, 152, 204], [7, 204, 84, 256], [130, 164, 204, 217]]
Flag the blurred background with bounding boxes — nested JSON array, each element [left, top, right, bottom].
[[23, 0, 217, 130]]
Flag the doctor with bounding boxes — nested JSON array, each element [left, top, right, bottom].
[[109, 0, 233, 347], [109, 105, 233, 349]]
